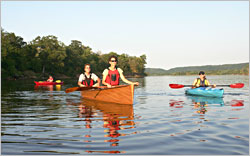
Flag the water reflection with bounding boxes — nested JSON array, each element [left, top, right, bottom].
[[34, 84, 62, 91], [34, 85, 54, 91], [169, 100, 184, 108], [230, 100, 244, 107], [68, 99, 136, 154], [34, 85, 62, 91], [187, 96, 224, 114]]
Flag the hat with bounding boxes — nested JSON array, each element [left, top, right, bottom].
[[199, 71, 205, 75]]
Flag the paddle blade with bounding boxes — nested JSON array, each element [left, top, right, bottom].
[[169, 84, 185, 89], [230, 83, 244, 88]]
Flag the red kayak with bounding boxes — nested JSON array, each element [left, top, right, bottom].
[[34, 81, 64, 85]]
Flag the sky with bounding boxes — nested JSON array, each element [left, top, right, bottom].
[[1, 1, 249, 70]]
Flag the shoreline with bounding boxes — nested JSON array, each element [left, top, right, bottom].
[[2, 74, 248, 81]]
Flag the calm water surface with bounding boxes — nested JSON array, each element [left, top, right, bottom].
[[1, 75, 249, 155]]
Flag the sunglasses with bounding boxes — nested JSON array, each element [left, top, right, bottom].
[[110, 60, 117, 62]]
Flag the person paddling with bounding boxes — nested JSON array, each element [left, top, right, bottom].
[[102, 55, 139, 88], [192, 71, 216, 88], [47, 75, 53, 82], [78, 64, 100, 87]]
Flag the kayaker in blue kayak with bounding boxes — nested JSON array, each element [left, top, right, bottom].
[[192, 71, 216, 88], [78, 64, 101, 87]]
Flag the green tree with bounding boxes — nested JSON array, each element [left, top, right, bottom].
[[30, 35, 66, 75], [1, 29, 27, 77]]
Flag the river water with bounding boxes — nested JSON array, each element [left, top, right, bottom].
[[1, 75, 249, 155]]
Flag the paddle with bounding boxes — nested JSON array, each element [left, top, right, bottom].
[[65, 86, 99, 93], [169, 83, 244, 89], [65, 84, 137, 94]]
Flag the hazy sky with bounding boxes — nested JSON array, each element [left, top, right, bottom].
[[1, 1, 249, 69]]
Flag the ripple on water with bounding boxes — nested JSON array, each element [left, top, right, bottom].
[[1, 76, 249, 155]]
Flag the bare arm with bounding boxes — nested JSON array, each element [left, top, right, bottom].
[[120, 72, 139, 86], [192, 79, 198, 87], [206, 80, 216, 88], [93, 78, 101, 87], [102, 72, 112, 88], [78, 74, 85, 87], [206, 80, 211, 86], [78, 81, 85, 87]]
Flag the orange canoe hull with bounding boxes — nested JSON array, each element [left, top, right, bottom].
[[80, 85, 135, 105]]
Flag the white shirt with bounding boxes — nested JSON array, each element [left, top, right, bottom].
[[78, 73, 99, 82], [102, 68, 123, 76]]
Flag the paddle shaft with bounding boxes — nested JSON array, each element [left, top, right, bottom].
[[183, 85, 229, 87], [169, 83, 244, 89], [65, 86, 98, 93]]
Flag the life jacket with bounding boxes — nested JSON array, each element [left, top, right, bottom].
[[48, 77, 53, 82], [105, 68, 120, 86], [196, 78, 209, 87], [82, 73, 94, 87]]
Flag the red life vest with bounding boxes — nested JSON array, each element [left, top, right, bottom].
[[105, 68, 120, 86], [47, 77, 53, 82], [82, 73, 94, 87]]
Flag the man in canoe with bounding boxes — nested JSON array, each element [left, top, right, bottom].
[[192, 71, 216, 88], [78, 64, 101, 87], [102, 55, 139, 88], [47, 75, 53, 82]]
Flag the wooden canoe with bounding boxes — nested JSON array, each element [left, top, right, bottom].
[[80, 84, 135, 105]]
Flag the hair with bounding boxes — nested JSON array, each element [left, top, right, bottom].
[[108, 55, 118, 63], [84, 63, 91, 69], [199, 71, 205, 75]]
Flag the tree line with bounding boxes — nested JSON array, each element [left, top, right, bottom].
[[1, 29, 147, 80]]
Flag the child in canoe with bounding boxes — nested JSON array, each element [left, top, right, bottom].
[[192, 71, 216, 88], [102, 55, 139, 88], [47, 75, 53, 82], [78, 64, 101, 87]]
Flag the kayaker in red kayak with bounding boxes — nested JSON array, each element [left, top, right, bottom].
[[47, 75, 53, 82], [102, 55, 139, 88], [192, 71, 216, 88], [78, 64, 101, 87]]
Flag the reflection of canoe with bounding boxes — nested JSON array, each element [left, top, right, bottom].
[[34, 81, 64, 85], [187, 95, 224, 105], [185, 87, 224, 98], [81, 85, 135, 105], [82, 99, 134, 121]]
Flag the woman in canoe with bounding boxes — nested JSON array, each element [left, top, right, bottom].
[[192, 71, 216, 88], [102, 55, 139, 88], [47, 75, 53, 82], [78, 64, 101, 87]]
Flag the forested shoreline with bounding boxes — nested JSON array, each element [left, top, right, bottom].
[[1, 29, 147, 80], [2, 29, 248, 81], [145, 63, 249, 76]]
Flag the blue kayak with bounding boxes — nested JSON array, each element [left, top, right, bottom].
[[185, 87, 224, 98]]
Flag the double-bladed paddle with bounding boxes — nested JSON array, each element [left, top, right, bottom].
[[65, 86, 99, 93], [169, 83, 244, 89]]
